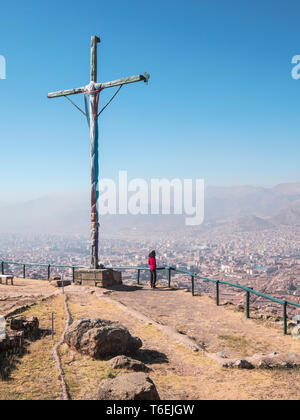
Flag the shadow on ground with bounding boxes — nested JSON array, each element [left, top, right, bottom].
[[0, 347, 26, 381], [106, 284, 183, 294], [133, 349, 169, 365], [0, 328, 52, 380]]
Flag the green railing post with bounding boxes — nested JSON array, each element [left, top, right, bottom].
[[246, 287, 253, 319], [246, 290, 250, 318], [137, 269, 140, 285], [216, 280, 220, 306], [23, 264, 26, 279], [191, 275, 195, 296], [72, 266, 75, 283], [47, 264, 51, 280], [168, 268, 171, 288], [283, 301, 287, 335], [1, 261, 4, 275]]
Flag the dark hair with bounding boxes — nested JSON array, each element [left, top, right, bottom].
[[149, 250, 156, 258]]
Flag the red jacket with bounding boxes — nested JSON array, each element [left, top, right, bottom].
[[148, 257, 156, 270]]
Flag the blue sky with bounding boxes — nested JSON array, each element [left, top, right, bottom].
[[1, 0, 300, 201]]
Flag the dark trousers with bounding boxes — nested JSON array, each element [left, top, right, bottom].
[[150, 269, 157, 287]]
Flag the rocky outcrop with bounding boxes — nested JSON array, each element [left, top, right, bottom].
[[0, 316, 5, 341], [7, 316, 39, 339], [107, 355, 151, 372], [0, 316, 39, 354], [234, 359, 254, 369], [291, 325, 300, 339], [209, 351, 300, 369], [50, 280, 72, 288], [247, 352, 300, 368], [49, 276, 61, 281], [292, 315, 300, 324], [64, 318, 142, 359], [96, 372, 160, 400], [0, 331, 24, 353]]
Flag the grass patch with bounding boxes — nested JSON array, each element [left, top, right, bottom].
[[217, 333, 273, 357], [0, 295, 65, 400], [104, 368, 118, 379], [60, 342, 116, 400], [217, 334, 249, 354]]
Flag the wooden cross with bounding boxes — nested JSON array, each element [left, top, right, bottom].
[[47, 36, 150, 269]]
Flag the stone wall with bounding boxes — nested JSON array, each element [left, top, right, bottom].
[[74, 268, 122, 287]]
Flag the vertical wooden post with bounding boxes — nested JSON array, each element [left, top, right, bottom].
[[1, 261, 3, 275], [283, 301, 287, 335], [72, 266, 75, 283], [90, 36, 100, 82], [90, 35, 101, 269], [23, 264, 26, 279], [47, 264, 51, 280], [216, 280, 220, 306], [168, 268, 171, 288]]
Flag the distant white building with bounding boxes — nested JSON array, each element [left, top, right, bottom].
[[221, 264, 233, 274]]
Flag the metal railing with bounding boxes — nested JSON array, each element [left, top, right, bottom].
[[1, 260, 299, 335], [0, 261, 85, 282]]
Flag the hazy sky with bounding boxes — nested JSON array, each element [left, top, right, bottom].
[[1, 0, 300, 202]]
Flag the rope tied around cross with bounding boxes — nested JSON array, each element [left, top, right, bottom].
[[63, 84, 123, 118]]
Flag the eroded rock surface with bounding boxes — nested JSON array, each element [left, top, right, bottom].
[[291, 325, 300, 339], [0, 316, 39, 354], [211, 351, 300, 369], [96, 372, 160, 400], [64, 318, 142, 359], [108, 355, 151, 372], [7, 316, 39, 339]]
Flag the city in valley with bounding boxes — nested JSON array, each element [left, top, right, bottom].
[[1, 223, 299, 317]]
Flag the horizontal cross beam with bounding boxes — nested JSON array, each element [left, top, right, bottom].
[[47, 73, 150, 98]]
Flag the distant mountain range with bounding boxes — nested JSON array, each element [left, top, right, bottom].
[[271, 202, 300, 226], [0, 183, 300, 234], [212, 215, 274, 233], [204, 183, 300, 221]]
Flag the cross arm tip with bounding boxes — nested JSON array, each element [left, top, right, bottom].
[[91, 35, 101, 43], [142, 72, 150, 82]]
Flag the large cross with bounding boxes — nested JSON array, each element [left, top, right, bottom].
[[47, 36, 150, 269]]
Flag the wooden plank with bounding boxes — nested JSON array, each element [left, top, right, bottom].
[[47, 73, 150, 98], [47, 86, 84, 98], [100, 73, 150, 90], [90, 36, 100, 82]]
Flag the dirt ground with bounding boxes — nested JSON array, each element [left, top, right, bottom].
[[107, 283, 300, 359], [0, 278, 58, 316], [0, 279, 300, 400], [64, 286, 300, 400]]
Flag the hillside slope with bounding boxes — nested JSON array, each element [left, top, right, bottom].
[[1, 279, 299, 400]]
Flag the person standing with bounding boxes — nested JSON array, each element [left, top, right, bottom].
[[148, 250, 157, 288]]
